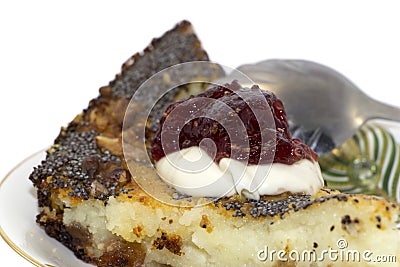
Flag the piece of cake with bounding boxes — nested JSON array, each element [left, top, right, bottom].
[[29, 20, 223, 265], [30, 21, 400, 267]]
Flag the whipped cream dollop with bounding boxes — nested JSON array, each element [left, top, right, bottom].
[[151, 81, 325, 200], [155, 146, 324, 200]]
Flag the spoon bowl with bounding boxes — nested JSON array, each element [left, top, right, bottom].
[[219, 60, 400, 155]]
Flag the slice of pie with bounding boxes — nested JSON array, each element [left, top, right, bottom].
[[29, 21, 400, 267]]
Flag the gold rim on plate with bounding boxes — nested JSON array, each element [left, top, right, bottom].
[[0, 149, 55, 267]]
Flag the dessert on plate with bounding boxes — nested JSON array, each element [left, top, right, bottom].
[[29, 21, 399, 267]]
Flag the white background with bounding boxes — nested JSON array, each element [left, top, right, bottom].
[[0, 1, 399, 266]]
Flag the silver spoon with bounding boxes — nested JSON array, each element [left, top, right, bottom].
[[218, 59, 400, 155]]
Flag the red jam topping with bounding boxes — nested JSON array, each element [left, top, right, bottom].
[[151, 81, 318, 165]]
